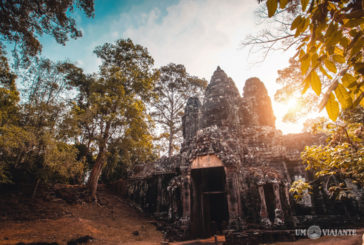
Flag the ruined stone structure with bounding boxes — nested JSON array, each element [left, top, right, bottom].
[[127, 67, 364, 242]]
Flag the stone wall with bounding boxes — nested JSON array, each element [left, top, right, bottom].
[[125, 66, 364, 241]]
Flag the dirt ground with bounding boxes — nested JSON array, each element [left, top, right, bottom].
[[0, 185, 163, 245], [0, 185, 363, 245], [272, 232, 364, 245]]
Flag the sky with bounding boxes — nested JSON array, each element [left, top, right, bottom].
[[39, 0, 314, 134]]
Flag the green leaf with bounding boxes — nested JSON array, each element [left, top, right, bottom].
[[327, 2, 336, 10], [279, 0, 289, 9], [342, 74, 356, 88], [291, 16, 302, 30], [302, 76, 310, 94], [350, 37, 364, 59], [334, 47, 344, 56], [339, 37, 350, 49], [327, 31, 343, 47], [310, 70, 321, 96], [308, 45, 317, 54], [295, 17, 309, 37], [301, 0, 309, 11], [333, 54, 345, 64], [299, 49, 305, 58], [335, 83, 352, 109], [326, 93, 339, 121], [324, 59, 337, 73], [300, 54, 310, 75], [311, 53, 319, 67], [325, 23, 336, 39], [343, 18, 364, 28], [267, 0, 278, 17], [319, 65, 332, 79]]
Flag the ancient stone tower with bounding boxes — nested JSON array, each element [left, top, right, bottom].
[[126, 67, 364, 242]]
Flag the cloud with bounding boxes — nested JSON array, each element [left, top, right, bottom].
[[40, 0, 307, 133], [118, 0, 304, 133], [123, 0, 258, 82]]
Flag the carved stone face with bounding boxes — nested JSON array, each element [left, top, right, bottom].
[[200, 67, 240, 129], [243, 77, 276, 127], [202, 96, 229, 127]]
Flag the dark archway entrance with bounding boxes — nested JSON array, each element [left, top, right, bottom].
[[191, 166, 229, 238], [263, 183, 275, 222]]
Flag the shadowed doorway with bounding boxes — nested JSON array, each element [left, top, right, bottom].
[[191, 161, 229, 238], [263, 183, 275, 223]]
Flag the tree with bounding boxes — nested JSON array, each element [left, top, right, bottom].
[[151, 63, 207, 157], [0, 47, 19, 183], [18, 58, 76, 133], [0, 0, 95, 191], [274, 57, 331, 122], [0, 48, 19, 127], [0, 0, 94, 65], [101, 136, 157, 183], [249, 0, 364, 120], [291, 107, 364, 199], [243, 0, 302, 62], [246, 0, 364, 201], [0, 54, 83, 192], [69, 39, 158, 201]]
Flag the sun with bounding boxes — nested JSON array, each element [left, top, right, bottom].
[[273, 97, 305, 134]]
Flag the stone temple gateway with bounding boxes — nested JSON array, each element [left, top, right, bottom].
[[126, 67, 364, 242]]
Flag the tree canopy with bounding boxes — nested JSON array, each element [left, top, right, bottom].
[[151, 63, 207, 157], [0, 48, 19, 127], [291, 107, 364, 199], [0, 0, 94, 65], [0, 56, 83, 192], [255, 0, 364, 120], [0, 0, 94, 193], [68, 39, 158, 200], [0, 1, 211, 202], [275, 57, 330, 122], [246, 0, 364, 200]]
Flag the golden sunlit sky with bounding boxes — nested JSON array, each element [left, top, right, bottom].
[[40, 0, 322, 134]]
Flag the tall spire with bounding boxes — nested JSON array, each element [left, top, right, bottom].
[[200, 66, 240, 129]]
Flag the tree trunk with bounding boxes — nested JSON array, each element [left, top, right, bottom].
[[87, 121, 111, 202], [168, 128, 173, 157], [32, 178, 40, 199], [87, 148, 105, 202]]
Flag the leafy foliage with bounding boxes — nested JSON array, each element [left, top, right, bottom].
[[0, 48, 19, 127], [0, 0, 94, 65], [151, 63, 207, 157], [0, 48, 19, 183], [256, 0, 364, 200], [263, 0, 364, 120], [0, 56, 83, 186], [289, 178, 312, 200], [0, 126, 83, 184], [275, 58, 326, 122], [291, 107, 364, 199], [0, 1, 95, 192], [68, 39, 158, 200]]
